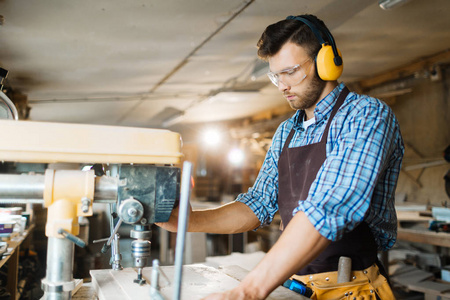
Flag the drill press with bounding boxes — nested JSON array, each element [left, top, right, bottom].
[[0, 119, 183, 299]]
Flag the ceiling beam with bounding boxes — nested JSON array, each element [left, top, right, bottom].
[[357, 49, 450, 89]]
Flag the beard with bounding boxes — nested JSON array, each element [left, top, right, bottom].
[[285, 73, 326, 111]]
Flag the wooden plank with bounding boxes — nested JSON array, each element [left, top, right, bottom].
[[91, 264, 307, 300], [397, 211, 432, 222], [73, 284, 97, 300], [111, 268, 150, 299], [92, 265, 240, 300], [73, 279, 84, 295], [6, 245, 19, 300], [412, 281, 450, 295], [397, 228, 450, 248], [391, 265, 450, 299], [391, 266, 434, 290], [219, 265, 308, 300], [90, 269, 130, 300]]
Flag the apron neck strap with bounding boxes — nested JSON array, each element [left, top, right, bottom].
[[320, 86, 350, 143]]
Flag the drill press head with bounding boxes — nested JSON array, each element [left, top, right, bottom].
[[117, 164, 181, 284]]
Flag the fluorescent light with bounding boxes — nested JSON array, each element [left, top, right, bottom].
[[379, 0, 412, 10]]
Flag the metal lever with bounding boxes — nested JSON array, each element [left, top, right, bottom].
[[96, 206, 124, 270], [101, 217, 123, 253], [58, 228, 86, 248]]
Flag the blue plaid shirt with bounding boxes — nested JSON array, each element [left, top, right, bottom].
[[236, 83, 404, 250]]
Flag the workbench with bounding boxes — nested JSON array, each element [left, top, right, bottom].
[[396, 207, 450, 247], [0, 224, 34, 300], [89, 264, 308, 300], [393, 206, 450, 299]]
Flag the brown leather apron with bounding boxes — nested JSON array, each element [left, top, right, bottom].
[[277, 87, 379, 275]]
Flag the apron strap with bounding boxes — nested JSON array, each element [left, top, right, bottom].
[[320, 86, 349, 144]]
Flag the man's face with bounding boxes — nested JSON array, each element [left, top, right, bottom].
[[268, 42, 325, 112]]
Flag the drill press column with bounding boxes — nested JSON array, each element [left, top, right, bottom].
[[41, 169, 95, 300]]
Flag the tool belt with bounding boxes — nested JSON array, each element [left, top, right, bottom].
[[292, 263, 395, 300]]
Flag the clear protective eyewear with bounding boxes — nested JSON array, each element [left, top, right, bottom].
[[267, 59, 312, 87]]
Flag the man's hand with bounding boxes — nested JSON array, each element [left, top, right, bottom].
[[201, 286, 262, 300], [155, 204, 192, 232], [201, 212, 330, 299]]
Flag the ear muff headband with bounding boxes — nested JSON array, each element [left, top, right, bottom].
[[298, 15, 342, 66], [286, 15, 326, 45], [286, 15, 343, 81]]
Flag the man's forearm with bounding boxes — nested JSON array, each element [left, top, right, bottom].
[[237, 211, 330, 299], [189, 201, 260, 234]]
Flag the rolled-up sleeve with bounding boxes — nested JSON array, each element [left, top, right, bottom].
[[236, 123, 290, 227]]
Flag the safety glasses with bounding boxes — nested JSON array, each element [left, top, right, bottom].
[[267, 59, 312, 87]]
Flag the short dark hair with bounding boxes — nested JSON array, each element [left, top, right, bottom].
[[256, 14, 328, 61]]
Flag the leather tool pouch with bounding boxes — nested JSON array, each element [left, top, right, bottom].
[[292, 264, 395, 300]]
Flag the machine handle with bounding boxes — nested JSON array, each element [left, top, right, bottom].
[[101, 218, 123, 253], [58, 228, 86, 248]]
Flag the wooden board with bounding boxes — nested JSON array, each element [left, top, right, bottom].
[[397, 228, 450, 248], [219, 265, 309, 300], [73, 284, 97, 300], [90, 265, 308, 300], [391, 265, 450, 299]]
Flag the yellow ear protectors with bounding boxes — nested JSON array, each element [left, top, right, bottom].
[[286, 15, 343, 81]]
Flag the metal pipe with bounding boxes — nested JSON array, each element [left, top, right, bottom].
[[0, 173, 117, 204], [0, 173, 45, 200], [107, 203, 123, 270], [173, 161, 193, 300], [0, 199, 44, 204], [111, 233, 123, 270], [94, 176, 118, 202], [42, 237, 75, 300]]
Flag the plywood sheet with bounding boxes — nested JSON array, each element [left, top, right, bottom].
[[90, 264, 308, 300]]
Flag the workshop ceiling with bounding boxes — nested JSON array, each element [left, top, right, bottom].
[[1, 0, 449, 133]]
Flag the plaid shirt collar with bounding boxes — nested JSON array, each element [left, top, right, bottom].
[[292, 82, 346, 130]]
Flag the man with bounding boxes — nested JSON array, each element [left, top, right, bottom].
[[157, 14, 404, 300]]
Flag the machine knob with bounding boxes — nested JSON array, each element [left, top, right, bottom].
[[118, 198, 144, 224]]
